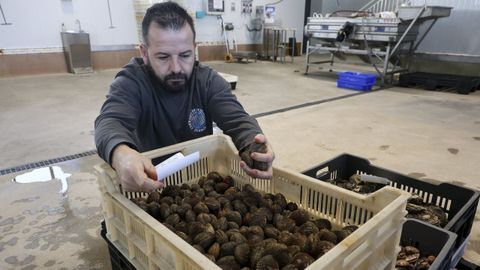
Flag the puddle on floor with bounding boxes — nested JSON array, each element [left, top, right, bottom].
[[1, 167, 108, 269], [13, 166, 71, 193]]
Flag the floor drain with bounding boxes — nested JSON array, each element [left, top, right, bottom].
[[0, 150, 97, 176]]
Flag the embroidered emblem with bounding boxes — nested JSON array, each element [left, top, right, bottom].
[[188, 108, 206, 133]]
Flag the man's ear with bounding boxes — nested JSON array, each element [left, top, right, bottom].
[[139, 43, 148, 64]]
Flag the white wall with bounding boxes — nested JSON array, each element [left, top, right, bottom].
[[0, 0, 306, 53], [410, 0, 480, 57], [0, 0, 138, 53], [183, 0, 306, 46]]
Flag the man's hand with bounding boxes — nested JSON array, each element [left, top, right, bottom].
[[240, 134, 275, 179], [111, 144, 164, 192]]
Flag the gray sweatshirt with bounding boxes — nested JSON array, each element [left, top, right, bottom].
[[94, 57, 262, 164]]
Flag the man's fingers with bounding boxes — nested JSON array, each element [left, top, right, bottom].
[[254, 134, 266, 144], [141, 178, 164, 192], [145, 160, 158, 180], [240, 161, 273, 179], [250, 152, 272, 163]]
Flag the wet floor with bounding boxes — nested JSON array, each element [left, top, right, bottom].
[[0, 155, 111, 270]]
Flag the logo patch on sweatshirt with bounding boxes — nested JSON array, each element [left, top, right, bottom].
[[188, 108, 206, 133]]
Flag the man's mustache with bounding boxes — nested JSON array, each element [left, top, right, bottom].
[[165, 73, 187, 82]]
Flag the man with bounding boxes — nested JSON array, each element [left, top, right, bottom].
[[95, 2, 274, 192]]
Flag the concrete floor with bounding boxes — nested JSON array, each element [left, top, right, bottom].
[[0, 57, 479, 269]]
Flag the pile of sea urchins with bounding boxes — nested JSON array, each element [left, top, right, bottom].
[[131, 171, 358, 270]]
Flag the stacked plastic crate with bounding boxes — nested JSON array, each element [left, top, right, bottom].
[[96, 135, 411, 270], [302, 153, 480, 269]]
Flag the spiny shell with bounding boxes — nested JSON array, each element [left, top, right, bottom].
[[250, 245, 265, 268], [137, 201, 149, 213], [313, 218, 332, 231], [196, 212, 212, 224], [215, 182, 230, 194], [165, 213, 180, 227], [193, 231, 215, 250], [161, 185, 180, 198], [179, 189, 192, 199], [180, 183, 190, 190], [291, 233, 308, 251], [174, 221, 188, 234], [223, 175, 235, 187], [193, 202, 209, 214], [187, 221, 205, 238], [224, 210, 243, 226], [217, 255, 241, 270], [249, 212, 267, 227], [207, 242, 220, 259], [160, 196, 174, 206], [148, 202, 161, 220], [240, 142, 268, 171], [217, 217, 229, 231], [264, 226, 280, 240], [287, 245, 301, 258], [176, 203, 191, 217], [286, 202, 298, 211], [215, 230, 229, 244], [229, 231, 247, 244], [197, 176, 206, 187], [184, 209, 196, 222], [288, 209, 310, 226], [276, 218, 296, 232], [192, 244, 204, 254], [233, 200, 249, 216], [234, 243, 251, 267], [256, 207, 274, 222], [292, 252, 315, 269], [318, 229, 337, 244], [228, 221, 240, 230], [316, 240, 335, 257], [278, 231, 295, 246], [207, 171, 224, 183], [175, 231, 192, 244], [204, 197, 220, 213], [273, 193, 287, 209], [146, 191, 161, 203], [263, 242, 292, 267], [183, 196, 201, 207], [220, 241, 238, 257], [190, 183, 201, 191], [295, 221, 319, 236], [281, 264, 299, 270], [256, 254, 279, 270]]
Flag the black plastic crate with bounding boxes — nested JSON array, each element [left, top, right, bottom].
[[398, 72, 480, 95], [456, 258, 480, 270], [401, 219, 456, 270], [101, 220, 136, 270], [302, 153, 479, 267]]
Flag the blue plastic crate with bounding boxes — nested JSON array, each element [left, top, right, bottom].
[[338, 72, 377, 84], [337, 80, 374, 91], [337, 72, 377, 91]]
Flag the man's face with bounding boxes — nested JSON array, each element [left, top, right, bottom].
[[140, 22, 195, 92]]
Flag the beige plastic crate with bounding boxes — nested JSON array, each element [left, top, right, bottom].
[[95, 134, 410, 270]]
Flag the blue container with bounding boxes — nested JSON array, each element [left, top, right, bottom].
[[337, 72, 377, 91]]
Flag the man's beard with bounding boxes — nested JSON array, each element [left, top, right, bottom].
[[146, 63, 189, 93]]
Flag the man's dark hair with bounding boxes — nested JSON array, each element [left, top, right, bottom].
[[142, 2, 196, 45]]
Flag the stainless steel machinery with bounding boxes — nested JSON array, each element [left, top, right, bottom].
[[304, 5, 452, 84]]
